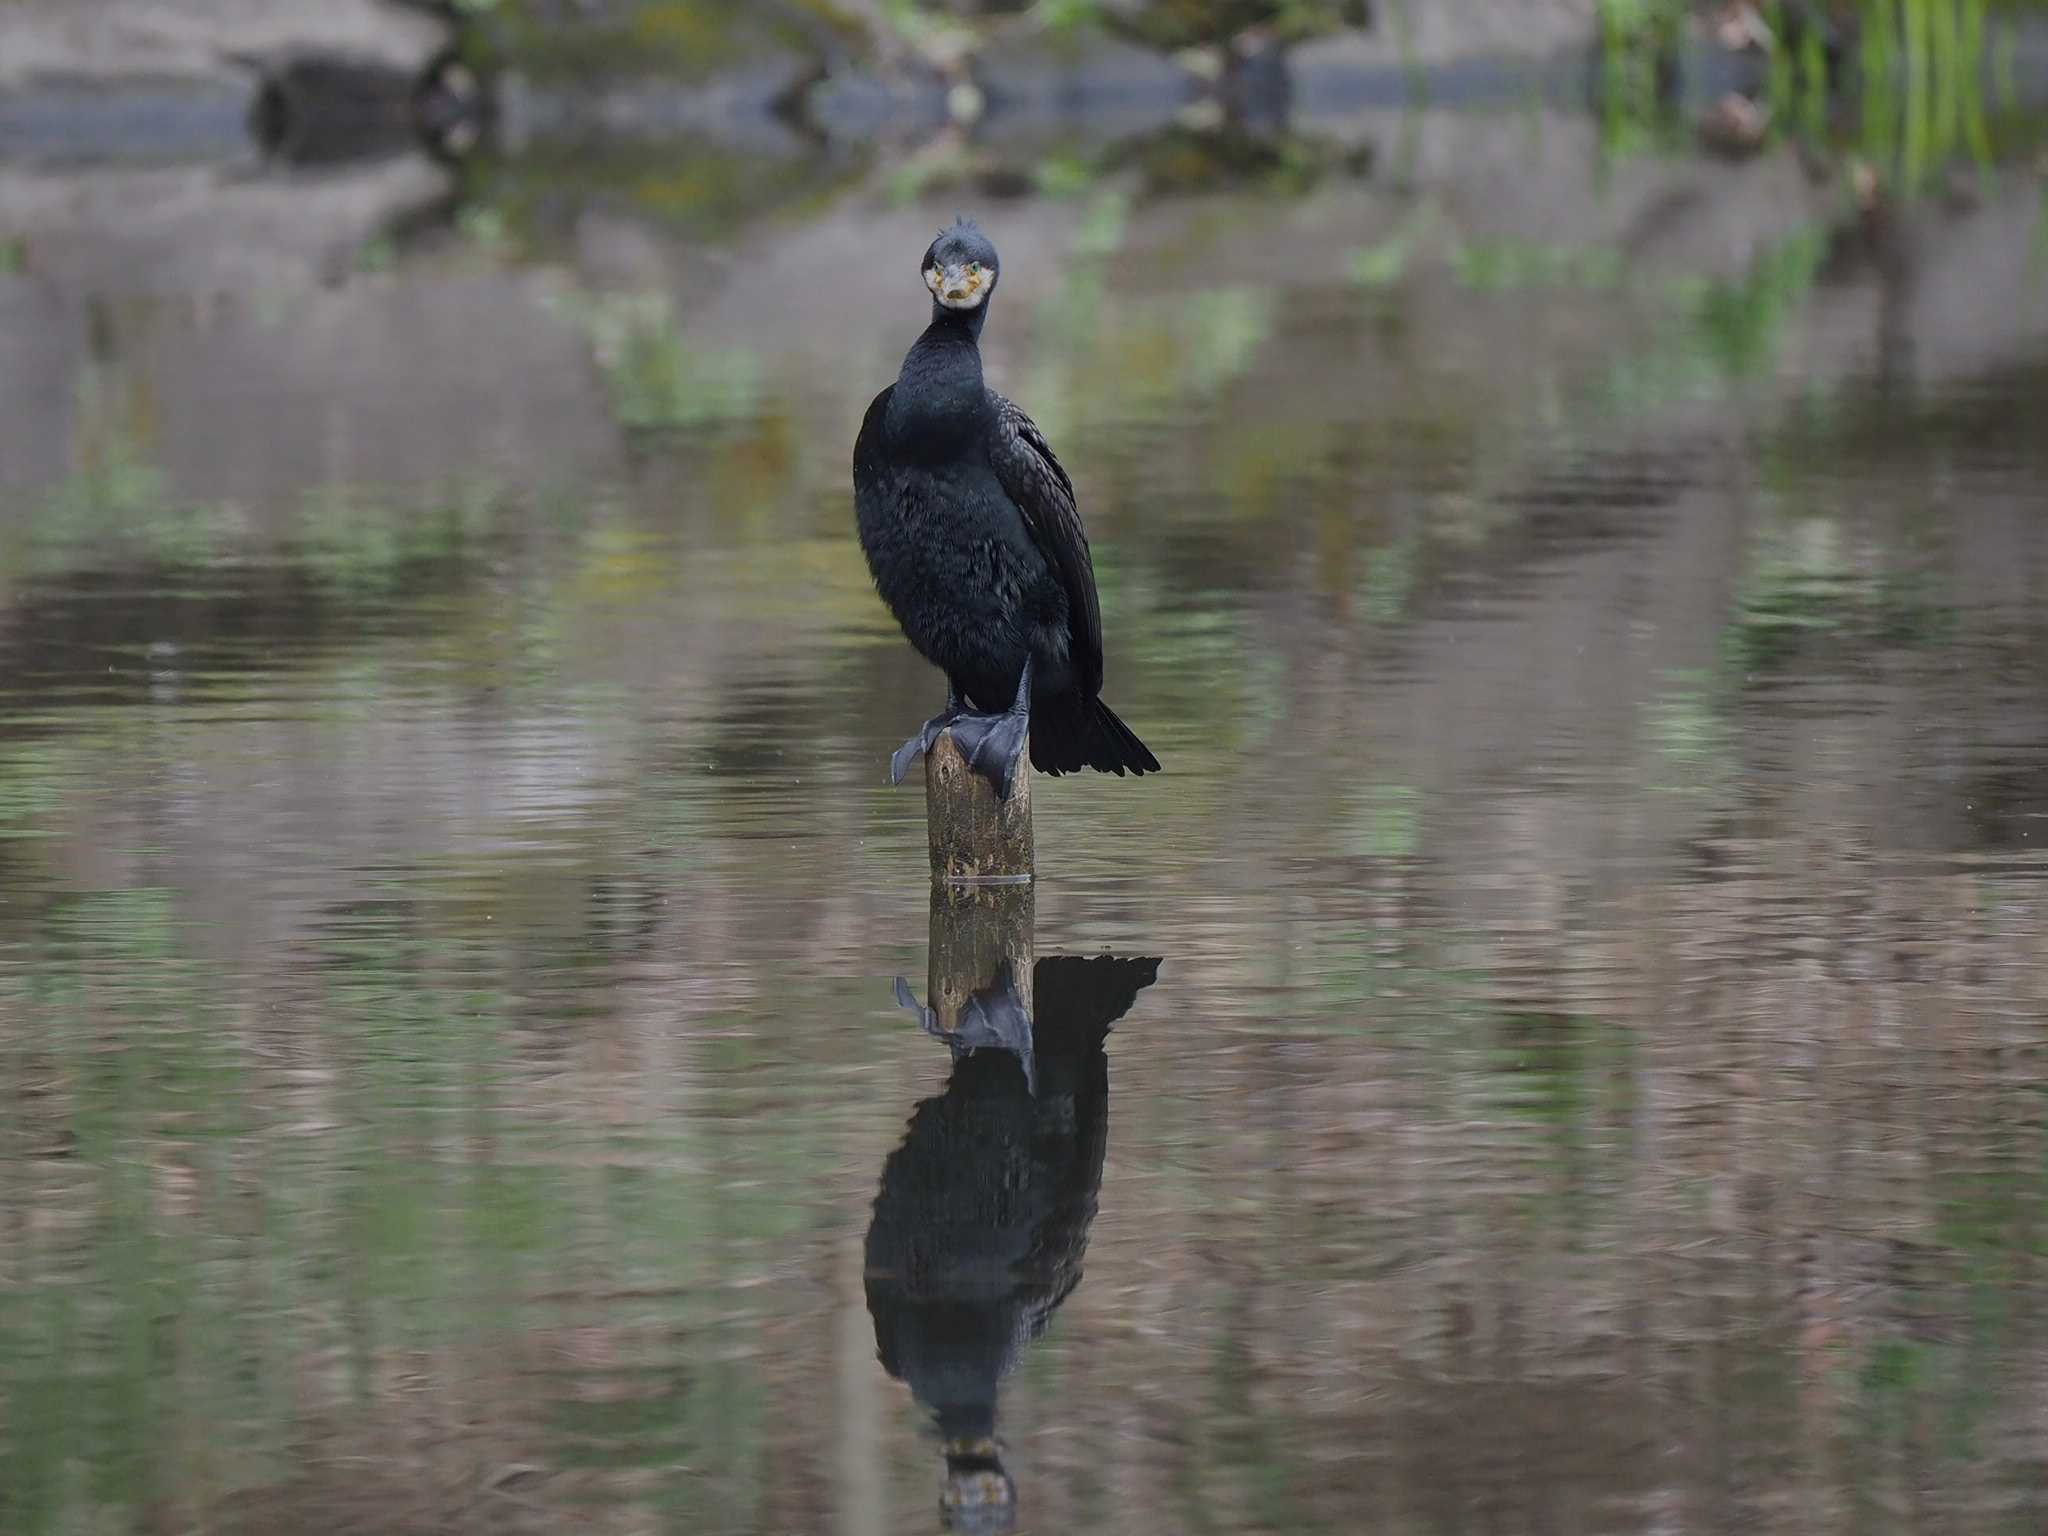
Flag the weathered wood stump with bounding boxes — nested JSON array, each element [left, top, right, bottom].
[[926, 878, 1034, 1038], [925, 727, 1032, 884]]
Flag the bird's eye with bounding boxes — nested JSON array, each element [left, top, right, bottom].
[[969, 262, 982, 275]]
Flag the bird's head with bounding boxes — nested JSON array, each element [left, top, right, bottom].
[[922, 218, 1000, 314]]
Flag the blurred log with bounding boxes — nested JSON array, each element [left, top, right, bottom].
[[926, 727, 1033, 884]]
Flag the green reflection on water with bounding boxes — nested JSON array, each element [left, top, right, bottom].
[[0, 862, 880, 1531], [4, 43, 2048, 1529], [546, 291, 763, 431]]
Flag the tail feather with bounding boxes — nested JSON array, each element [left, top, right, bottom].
[[1030, 694, 1160, 779]]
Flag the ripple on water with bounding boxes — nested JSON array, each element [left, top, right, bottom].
[[5, 117, 2048, 1535]]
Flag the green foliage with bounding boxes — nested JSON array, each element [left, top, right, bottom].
[[1353, 530, 1420, 622], [1853, 0, 1998, 192], [1586, 225, 1833, 418], [1348, 204, 1437, 289], [1038, 0, 1107, 29], [0, 742, 75, 842], [1690, 227, 1829, 379], [1341, 784, 1420, 858], [1479, 1012, 1635, 1131], [1349, 235, 1409, 288], [1031, 150, 1099, 199], [1179, 287, 1278, 394], [1720, 506, 1958, 679], [42, 368, 165, 531], [1595, 0, 1689, 158], [464, 0, 867, 81], [1451, 240, 1626, 292], [1594, 0, 2018, 185], [1644, 673, 1738, 794], [459, 137, 865, 251], [545, 290, 762, 430]]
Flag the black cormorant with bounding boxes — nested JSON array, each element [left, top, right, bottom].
[[854, 219, 1160, 798]]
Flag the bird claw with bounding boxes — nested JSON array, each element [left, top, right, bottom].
[[889, 702, 967, 785], [944, 706, 1030, 801], [888, 734, 926, 786], [890, 668, 1029, 796]]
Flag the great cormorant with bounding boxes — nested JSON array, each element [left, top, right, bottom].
[[854, 219, 1160, 798]]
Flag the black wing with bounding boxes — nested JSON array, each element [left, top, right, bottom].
[[853, 384, 893, 496], [987, 392, 1103, 695]]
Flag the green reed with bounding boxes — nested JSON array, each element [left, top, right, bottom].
[[1853, 0, 1999, 190], [1599, 0, 2023, 192]]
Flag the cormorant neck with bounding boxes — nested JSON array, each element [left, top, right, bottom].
[[887, 308, 989, 450], [927, 298, 990, 342]]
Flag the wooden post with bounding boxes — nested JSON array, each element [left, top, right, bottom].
[[925, 728, 1032, 884], [927, 879, 1035, 1038]]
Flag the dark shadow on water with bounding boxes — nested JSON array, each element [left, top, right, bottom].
[[867, 944, 1160, 1532], [0, 553, 482, 723]]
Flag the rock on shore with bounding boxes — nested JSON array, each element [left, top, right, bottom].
[[0, 0, 449, 89]]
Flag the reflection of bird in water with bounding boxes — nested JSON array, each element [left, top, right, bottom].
[[854, 219, 1160, 799], [866, 955, 1161, 1532]]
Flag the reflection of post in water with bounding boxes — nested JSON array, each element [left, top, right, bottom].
[[868, 893, 1160, 1532], [914, 882, 1035, 1044]]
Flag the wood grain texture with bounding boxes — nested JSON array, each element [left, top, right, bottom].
[[926, 879, 1034, 1037], [925, 728, 1033, 883]]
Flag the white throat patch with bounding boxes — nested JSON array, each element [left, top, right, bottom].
[[926, 264, 992, 310]]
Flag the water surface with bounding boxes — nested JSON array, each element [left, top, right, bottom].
[[3, 94, 2048, 1536]]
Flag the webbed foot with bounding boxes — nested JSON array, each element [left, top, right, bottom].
[[943, 706, 1031, 801], [889, 666, 1032, 797], [889, 695, 968, 785]]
